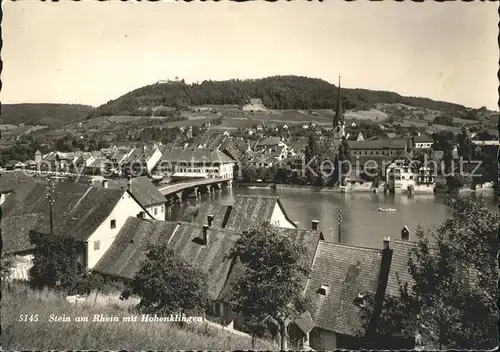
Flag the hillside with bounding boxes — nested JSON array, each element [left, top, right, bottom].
[[1, 104, 94, 128], [92, 75, 480, 119], [2, 284, 275, 350]]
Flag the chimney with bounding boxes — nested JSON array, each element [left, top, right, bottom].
[[312, 220, 319, 230], [207, 214, 214, 227], [203, 225, 209, 245], [102, 179, 109, 189], [401, 226, 410, 241], [367, 236, 394, 338], [383, 236, 391, 250]]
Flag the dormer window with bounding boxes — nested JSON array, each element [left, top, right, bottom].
[[355, 292, 367, 307], [316, 284, 329, 296]]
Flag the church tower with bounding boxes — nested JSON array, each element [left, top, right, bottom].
[[333, 76, 346, 144]]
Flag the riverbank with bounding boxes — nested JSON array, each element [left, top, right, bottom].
[[234, 182, 380, 193]]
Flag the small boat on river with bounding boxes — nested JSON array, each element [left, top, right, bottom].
[[377, 207, 396, 212]]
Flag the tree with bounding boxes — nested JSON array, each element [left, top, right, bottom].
[[227, 222, 311, 350], [304, 134, 319, 185], [433, 114, 454, 126], [358, 197, 498, 349], [129, 245, 209, 316], [29, 232, 82, 292]]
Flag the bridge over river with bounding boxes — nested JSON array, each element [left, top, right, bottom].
[[157, 177, 233, 202]]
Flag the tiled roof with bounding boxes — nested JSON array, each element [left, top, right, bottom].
[[386, 240, 415, 297], [101, 176, 166, 206], [303, 242, 383, 336], [224, 195, 295, 231], [168, 223, 240, 300], [93, 218, 178, 279], [161, 148, 235, 164], [221, 147, 243, 162], [94, 220, 240, 300], [347, 139, 407, 150], [194, 203, 232, 228], [2, 182, 126, 242], [218, 226, 321, 302], [1, 214, 45, 254], [0, 170, 35, 193], [258, 137, 282, 146], [122, 147, 158, 164]]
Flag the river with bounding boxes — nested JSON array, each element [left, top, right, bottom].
[[167, 187, 497, 249]]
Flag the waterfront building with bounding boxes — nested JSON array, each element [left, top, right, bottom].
[[385, 155, 417, 193], [158, 147, 235, 180]]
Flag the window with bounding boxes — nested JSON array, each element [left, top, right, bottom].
[[316, 285, 329, 296], [94, 240, 101, 251], [154, 207, 158, 216], [161, 205, 164, 213], [110, 219, 116, 229]]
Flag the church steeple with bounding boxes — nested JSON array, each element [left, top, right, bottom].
[[333, 76, 344, 128]]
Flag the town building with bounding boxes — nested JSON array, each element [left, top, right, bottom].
[[121, 146, 163, 177], [347, 139, 409, 158], [158, 147, 235, 180], [95, 176, 167, 221], [254, 137, 295, 158], [93, 220, 241, 311], [194, 195, 297, 230], [1, 181, 153, 279]]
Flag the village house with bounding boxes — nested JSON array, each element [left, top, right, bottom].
[[158, 147, 235, 180], [289, 238, 394, 350], [3, 160, 26, 170], [194, 195, 297, 231], [93, 219, 241, 309], [95, 176, 167, 221], [254, 137, 295, 158], [121, 146, 163, 177], [215, 225, 324, 335], [1, 181, 153, 280]]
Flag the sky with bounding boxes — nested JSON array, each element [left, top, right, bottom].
[[2, 1, 498, 110]]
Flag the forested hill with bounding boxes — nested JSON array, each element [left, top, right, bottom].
[[92, 75, 472, 117], [1, 103, 94, 128]]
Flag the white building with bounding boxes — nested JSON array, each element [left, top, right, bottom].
[[386, 156, 417, 193], [1, 182, 153, 280], [158, 147, 235, 180], [413, 135, 434, 149]]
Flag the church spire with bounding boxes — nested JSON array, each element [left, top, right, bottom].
[[334, 76, 343, 126]]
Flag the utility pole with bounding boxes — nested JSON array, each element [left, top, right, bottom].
[[46, 175, 55, 236], [337, 209, 343, 243]]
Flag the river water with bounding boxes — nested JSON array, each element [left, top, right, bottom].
[[168, 187, 497, 249]]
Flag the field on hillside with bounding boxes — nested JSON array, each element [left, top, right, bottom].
[[2, 283, 276, 350]]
